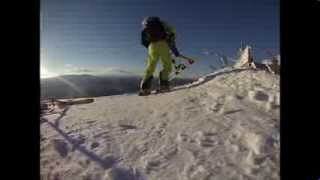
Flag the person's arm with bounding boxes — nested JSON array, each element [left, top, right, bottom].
[[161, 21, 176, 44], [169, 42, 180, 57], [161, 21, 176, 39], [141, 30, 149, 48], [161, 21, 181, 56]]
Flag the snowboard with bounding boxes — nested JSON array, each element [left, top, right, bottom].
[[170, 55, 196, 80]]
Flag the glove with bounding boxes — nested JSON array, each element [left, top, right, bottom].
[[188, 60, 194, 64]]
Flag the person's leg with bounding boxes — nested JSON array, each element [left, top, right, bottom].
[[158, 41, 172, 91], [143, 43, 159, 80], [139, 42, 159, 95], [158, 41, 172, 80]]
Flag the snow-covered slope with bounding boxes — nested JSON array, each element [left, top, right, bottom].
[[41, 68, 280, 180]]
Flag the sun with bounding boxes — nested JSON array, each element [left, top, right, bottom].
[[40, 66, 56, 78]]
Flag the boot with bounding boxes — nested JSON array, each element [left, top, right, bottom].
[[138, 76, 153, 96], [158, 71, 170, 92], [159, 79, 170, 93]]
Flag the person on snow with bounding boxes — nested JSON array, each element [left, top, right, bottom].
[[139, 16, 180, 96]]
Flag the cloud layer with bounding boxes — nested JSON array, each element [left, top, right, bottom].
[[62, 64, 138, 76]]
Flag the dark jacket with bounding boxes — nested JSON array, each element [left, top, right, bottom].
[[141, 21, 176, 48]]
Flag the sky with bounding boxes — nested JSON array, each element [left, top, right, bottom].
[[40, 0, 279, 78]]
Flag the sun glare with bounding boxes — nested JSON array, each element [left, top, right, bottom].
[[41, 66, 56, 79]]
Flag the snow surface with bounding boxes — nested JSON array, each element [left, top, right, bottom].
[[41, 68, 279, 180]]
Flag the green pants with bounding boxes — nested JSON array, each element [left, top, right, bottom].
[[142, 40, 172, 81]]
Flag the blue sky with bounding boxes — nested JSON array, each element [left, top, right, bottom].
[[40, 0, 279, 78]]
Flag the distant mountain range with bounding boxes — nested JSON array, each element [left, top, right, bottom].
[[41, 74, 194, 99]]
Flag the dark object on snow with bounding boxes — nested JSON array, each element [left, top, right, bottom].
[[139, 76, 153, 96]]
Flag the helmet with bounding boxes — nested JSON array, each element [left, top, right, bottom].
[[142, 16, 161, 27]]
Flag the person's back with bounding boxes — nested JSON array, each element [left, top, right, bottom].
[[143, 20, 167, 42], [141, 17, 180, 57]]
